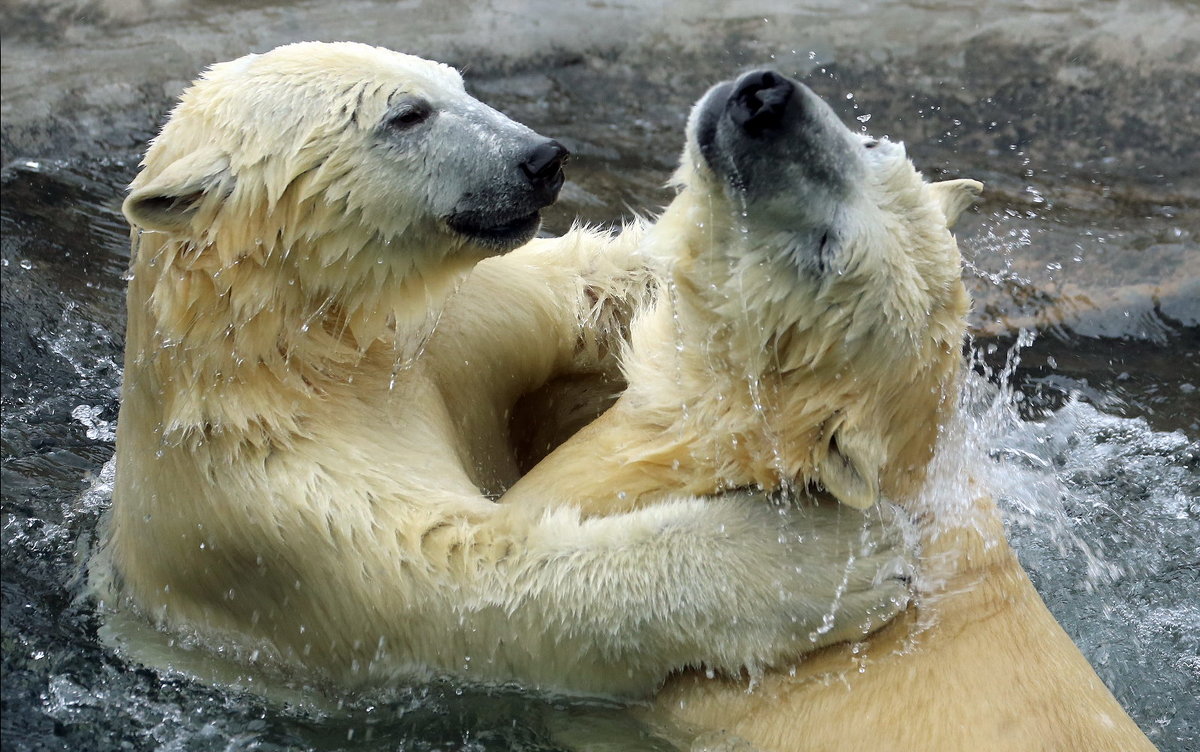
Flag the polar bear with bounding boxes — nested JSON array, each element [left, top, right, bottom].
[[504, 71, 1154, 748], [101, 42, 911, 698]]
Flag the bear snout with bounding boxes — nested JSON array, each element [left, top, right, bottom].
[[520, 139, 569, 200], [729, 69, 794, 136]]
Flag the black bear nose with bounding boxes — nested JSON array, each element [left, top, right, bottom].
[[730, 69, 794, 135], [520, 139, 569, 195]]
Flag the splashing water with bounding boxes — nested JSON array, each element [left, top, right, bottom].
[[937, 334, 1200, 747]]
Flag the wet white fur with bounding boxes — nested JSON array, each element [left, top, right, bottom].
[[102, 43, 911, 697], [534, 81, 1153, 750]]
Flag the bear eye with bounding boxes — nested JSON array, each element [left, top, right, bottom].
[[385, 99, 433, 130], [864, 139, 879, 149]]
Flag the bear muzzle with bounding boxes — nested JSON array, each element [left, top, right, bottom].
[[729, 69, 794, 137], [694, 69, 860, 206], [520, 139, 569, 203], [445, 137, 569, 250]]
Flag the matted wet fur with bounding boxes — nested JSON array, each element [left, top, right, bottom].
[[504, 70, 1154, 748], [99, 43, 912, 697]]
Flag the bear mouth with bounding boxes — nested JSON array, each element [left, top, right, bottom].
[[446, 209, 543, 250]]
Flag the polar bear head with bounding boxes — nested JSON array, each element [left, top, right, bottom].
[[119, 43, 570, 434], [651, 69, 981, 508], [124, 42, 567, 304]]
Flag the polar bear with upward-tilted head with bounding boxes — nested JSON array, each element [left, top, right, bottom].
[[503, 69, 1154, 749], [100, 42, 911, 697]]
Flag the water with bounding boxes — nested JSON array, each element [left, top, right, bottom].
[[961, 342, 1199, 745], [3, 1, 1198, 749]]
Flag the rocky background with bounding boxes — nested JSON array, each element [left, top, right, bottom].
[[3, 1, 1198, 750]]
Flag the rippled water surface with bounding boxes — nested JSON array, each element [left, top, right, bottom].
[[3, 1, 1198, 750]]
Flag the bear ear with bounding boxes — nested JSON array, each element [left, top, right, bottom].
[[123, 147, 233, 233], [929, 178, 983, 229], [817, 429, 884, 509]]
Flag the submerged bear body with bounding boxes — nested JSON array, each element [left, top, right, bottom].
[[102, 43, 911, 697], [505, 69, 1155, 750]]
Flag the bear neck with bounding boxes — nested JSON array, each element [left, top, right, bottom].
[[629, 265, 1011, 588], [121, 228, 473, 443], [621, 189, 968, 502]]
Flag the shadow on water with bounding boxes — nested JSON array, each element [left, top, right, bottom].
[[2, 1, 1198, 750]]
